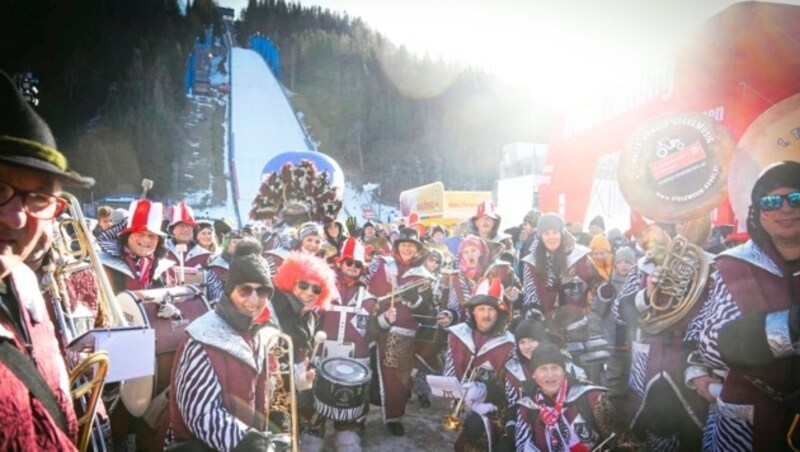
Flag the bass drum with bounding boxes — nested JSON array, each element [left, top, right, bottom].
[[116, 286, 210, 417], [314, 357, 371, 422]]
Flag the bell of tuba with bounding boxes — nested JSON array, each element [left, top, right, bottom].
[[639, 235, 709, 334]]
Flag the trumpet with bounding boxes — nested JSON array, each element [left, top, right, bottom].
[[376, 278, 432, 304], [442, 355, 479, 432], [264, 329, 299, 452]]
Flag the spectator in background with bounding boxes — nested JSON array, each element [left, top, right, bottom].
[[606, 228, 625, 253], [92, 205, 113, 238], [324, 219, 347, 253], [588, 215, 605, 237], [194, 221, 219, 258], [361, 221, 376, 243], [429, 224, 447, 244]]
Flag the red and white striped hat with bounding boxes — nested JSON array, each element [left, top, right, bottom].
[[121, 199, 165, 236], [337, 237, 366, 264], [168, 202, 197, 229], [466, 277, 506, 311], [474, 200, 500, 220]]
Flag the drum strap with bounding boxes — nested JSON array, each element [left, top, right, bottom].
[[329, 287, 367, 345]]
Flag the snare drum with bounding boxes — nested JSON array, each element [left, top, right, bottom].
[[116, 286, 211, 417], [313, 357, 371, 421]]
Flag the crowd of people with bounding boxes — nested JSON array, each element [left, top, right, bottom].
[[0, 65, 798, 452]]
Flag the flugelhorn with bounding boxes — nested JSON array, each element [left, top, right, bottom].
[[442, 355, 478, 432]]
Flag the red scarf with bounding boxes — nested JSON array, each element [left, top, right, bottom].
[[123, 249, 155, 289], [536, 379, 567, 427]]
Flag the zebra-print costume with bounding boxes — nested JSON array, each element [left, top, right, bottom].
[[174, 339, 250, 451], [446, 272, 476, 323]]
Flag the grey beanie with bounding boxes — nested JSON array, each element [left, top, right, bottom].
[[536, 213, 565, 237], [614, 246, 636, 265]]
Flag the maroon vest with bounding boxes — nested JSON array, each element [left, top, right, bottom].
[[169, 330, 269, 442], [716, 246, 800, 448]]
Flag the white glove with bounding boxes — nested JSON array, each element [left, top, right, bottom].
[[462, 381, 487, 411], [294, 363, 313, 391], [471, 402, 497, 415]]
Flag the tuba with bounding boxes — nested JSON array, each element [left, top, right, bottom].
[[619, 112, 734, 333]]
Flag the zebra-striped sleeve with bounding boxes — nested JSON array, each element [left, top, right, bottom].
[[697, 270, 739, 370], [683, 271, 718, 344], [264, 255, 279, 278], [612, 267, 641, 325], [443, 341, 456, 378], [174, 339, 250, 452], [521, 261, 540, 313], [515, 405, 539, 451], [364, 260, 380, 285], [204, 270, 224, 302]]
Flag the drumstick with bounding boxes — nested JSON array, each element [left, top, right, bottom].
[[311, 331, 327, 366]]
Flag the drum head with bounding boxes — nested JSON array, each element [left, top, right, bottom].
[[319, 357, 370, 385], [116, 292, 154, 417], [619, 112, 735, 222], [728, 93, 800, 225]]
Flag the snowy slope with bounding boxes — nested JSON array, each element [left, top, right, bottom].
[[230, 48, 311, 221]]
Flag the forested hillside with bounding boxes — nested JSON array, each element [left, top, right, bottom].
[[0, 0, 551, 202], [238, 0, 552, 200]]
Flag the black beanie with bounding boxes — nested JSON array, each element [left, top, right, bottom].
[[589, 215, 605, 230], [530, 342, 565, 371], [224, 239, 273, 297], [515, 319, 548, 343], [750, 161, 800, 206]]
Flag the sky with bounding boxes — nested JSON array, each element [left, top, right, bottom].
[[216, 0, 800, 108]]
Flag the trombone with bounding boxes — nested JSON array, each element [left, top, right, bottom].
[[263, 329, 299, 452], [442, 355, 479, 432]]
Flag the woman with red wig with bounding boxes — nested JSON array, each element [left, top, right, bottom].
[[270, 251, 337, 451]]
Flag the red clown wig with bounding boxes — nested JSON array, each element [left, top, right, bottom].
[[273, 252, 337, 310]]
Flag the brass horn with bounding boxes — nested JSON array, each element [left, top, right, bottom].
[[442, 356, 479, 432], [263, 329, 299, 452], [639, 235, 709, 334], [69, 351, 110, 452]]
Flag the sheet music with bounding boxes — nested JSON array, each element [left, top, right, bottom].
[[426, 375, 465, 399], [68, 327, 155, 382]]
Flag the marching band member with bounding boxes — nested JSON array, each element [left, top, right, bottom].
[[443, 277, 515, 451], [99, 199, 178, 292], [324, 219, 348, 254], [0, 71, 89, 449], [318, 237, 374, 451], [697, 161, 800, 451], [194, 220, 219, 258], [92, 205, 113, 239], [467, 201, 513, 258], [206, 229, 246, 282], [413, 247, 448, 408], [612, 221, 712, 451], [514, 343, 639, 451], [443, 235, 491, 325], [167, 239, 278, 451], [365, 228, 435, 436], [165, 202, 211, 268], [270, 251, 337, 451], [521, 213, 597, 338]]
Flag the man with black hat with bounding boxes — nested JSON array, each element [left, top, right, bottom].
[[0, 70, 92, 450], [696, 161, 800, 451], [442, 277, 515, 451], [365, 227, 436, 436], [167, 239, 278, 451]]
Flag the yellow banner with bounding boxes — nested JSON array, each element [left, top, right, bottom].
[[444, 191, 492, 218], [399, 182, 445, 218]]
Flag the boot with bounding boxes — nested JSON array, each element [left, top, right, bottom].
[[386, 421, 405, 436], [300, 432, 325, 452], [334, 430, 362, 452]]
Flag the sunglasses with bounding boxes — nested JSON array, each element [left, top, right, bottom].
[[236, 284, 272, 298], [759, 192, 800, 211], [342, 258, 363, 269], [296, 280, 322, 295]]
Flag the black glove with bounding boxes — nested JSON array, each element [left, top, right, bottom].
[[401, 286, 419, 304], [232, 430, 275, 452]]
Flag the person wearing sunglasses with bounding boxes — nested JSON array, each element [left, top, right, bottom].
[[270, 251, 337, 451], [364, 227, 435, 436], [694, 160, 800, 451], [0, 70, 95, 450], [168, 239, 280, 451], [315, 237, 375, 450]]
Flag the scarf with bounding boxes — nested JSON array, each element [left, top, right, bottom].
[[215, 292, 270, 333], [123, 248, 155, 289], [535, 381, 589, 452]]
